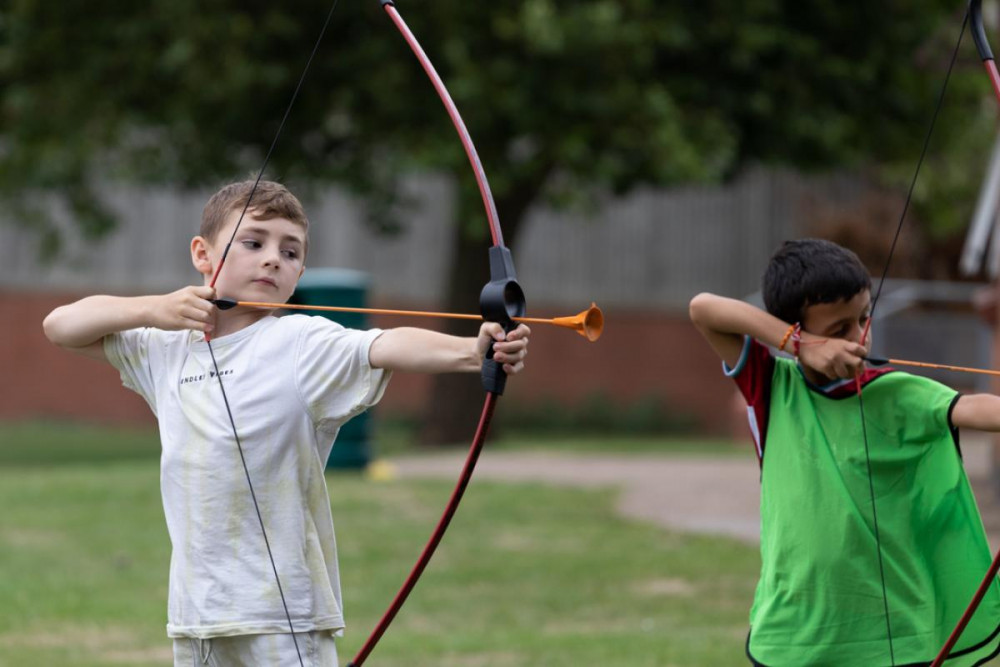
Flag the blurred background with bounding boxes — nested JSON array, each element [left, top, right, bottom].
[[5, 1, 1000, 665]]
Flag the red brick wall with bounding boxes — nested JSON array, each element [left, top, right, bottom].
[[2, 291, 157, 425], [4, 290, 738, 434]]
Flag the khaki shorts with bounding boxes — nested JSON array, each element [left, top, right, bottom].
[[173, 632, 338, 667]]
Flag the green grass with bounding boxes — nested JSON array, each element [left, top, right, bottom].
[[0, 419, 745, 465], [372, 418, 746, 458], [0, 421, 759, 666], [0, 421, 161, 466]]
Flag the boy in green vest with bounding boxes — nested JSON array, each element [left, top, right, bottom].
[[689, 238, 1000, 666]]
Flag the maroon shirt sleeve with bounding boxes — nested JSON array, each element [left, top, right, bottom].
[[724, 336, 774, 465]]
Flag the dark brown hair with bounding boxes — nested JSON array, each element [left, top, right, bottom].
[[201, 180, 309, 250], [763, 238, 871, 324]]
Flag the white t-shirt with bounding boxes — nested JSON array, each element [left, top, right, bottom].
[[104, 314, 390, 639]]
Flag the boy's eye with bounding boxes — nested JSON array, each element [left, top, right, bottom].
[[241, 239, 262, 249], [282, 249, 299, 260]]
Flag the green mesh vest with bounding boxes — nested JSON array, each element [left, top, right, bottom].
[[748, 359, 1000, 666]]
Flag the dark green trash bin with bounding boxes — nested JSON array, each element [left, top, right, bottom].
[[289, 268, 372, 470]]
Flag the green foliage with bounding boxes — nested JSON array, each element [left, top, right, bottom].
[[0, 0, 982, 255], [882, 89, 999, 243]]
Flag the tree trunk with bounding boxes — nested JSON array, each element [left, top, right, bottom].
[[418, 166, 549, 446]]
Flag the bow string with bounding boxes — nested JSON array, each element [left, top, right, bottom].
[[203, 3, 341, 666], [206, 1, 524, 664], [928, 4, 1000, 664], [854, 2, 1000, 664], [854, 7, 968, 663]]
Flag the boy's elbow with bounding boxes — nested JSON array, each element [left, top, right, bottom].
[[42, 308, 78, 348], [688, 292, 714, 326], [42, 310, 63, 345]]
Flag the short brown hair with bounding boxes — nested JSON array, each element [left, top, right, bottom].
[[201, 180, 309, 249]]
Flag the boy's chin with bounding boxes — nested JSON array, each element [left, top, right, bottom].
[[244, 286, 288, 302]]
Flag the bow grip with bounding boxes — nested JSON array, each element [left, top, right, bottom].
[[479, 246, 526, 395]]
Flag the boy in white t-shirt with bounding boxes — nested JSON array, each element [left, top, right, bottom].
[[42, 180, 531, 667]]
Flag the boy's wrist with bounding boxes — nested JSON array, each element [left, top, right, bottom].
[[144, 294, 170, 329], [134, 295, 155, 328], [471, 335, 487, 372], [777, 323, 802, 356], [118, 295, 157, 332]]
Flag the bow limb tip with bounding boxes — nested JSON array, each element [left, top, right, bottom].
[[971, 0, 994, 62]]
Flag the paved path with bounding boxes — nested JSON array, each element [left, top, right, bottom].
[[391, 438, 999, 547], [394, 451, 764, 542]]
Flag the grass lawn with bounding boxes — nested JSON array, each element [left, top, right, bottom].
[[0, 422, 758, 666], [374, 419, 747, 458]]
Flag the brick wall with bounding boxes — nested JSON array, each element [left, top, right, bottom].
[[4, 290, 739, 435]]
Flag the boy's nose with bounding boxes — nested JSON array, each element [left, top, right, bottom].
[[262, 247, 281, 267]]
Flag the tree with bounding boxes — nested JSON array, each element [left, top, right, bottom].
[[1, 0, 985, 442]]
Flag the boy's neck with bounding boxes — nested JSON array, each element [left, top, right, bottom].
[[799, 364, 834, 387], [211, 308, 274, 339]]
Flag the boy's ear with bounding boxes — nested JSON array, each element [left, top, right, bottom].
[[190, 236, 214, 277]]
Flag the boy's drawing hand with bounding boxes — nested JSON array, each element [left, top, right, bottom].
[[478, 323, 531, 375], [798, 334, 868, 380], [154, 286, 217, 334]]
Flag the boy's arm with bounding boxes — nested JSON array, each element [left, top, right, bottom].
[[368, 323, 530, 374], [951, 394, 1000, 431], [43, 286, 217, 363], [689, 293, 800, 369], [689, 292, 867, 378]]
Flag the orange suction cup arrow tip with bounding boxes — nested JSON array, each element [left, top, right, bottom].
[[548, 303, 604, 342]]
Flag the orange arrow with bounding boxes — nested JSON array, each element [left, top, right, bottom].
[[214, 298, 604, 342], [866, 356, 1000, 378]]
